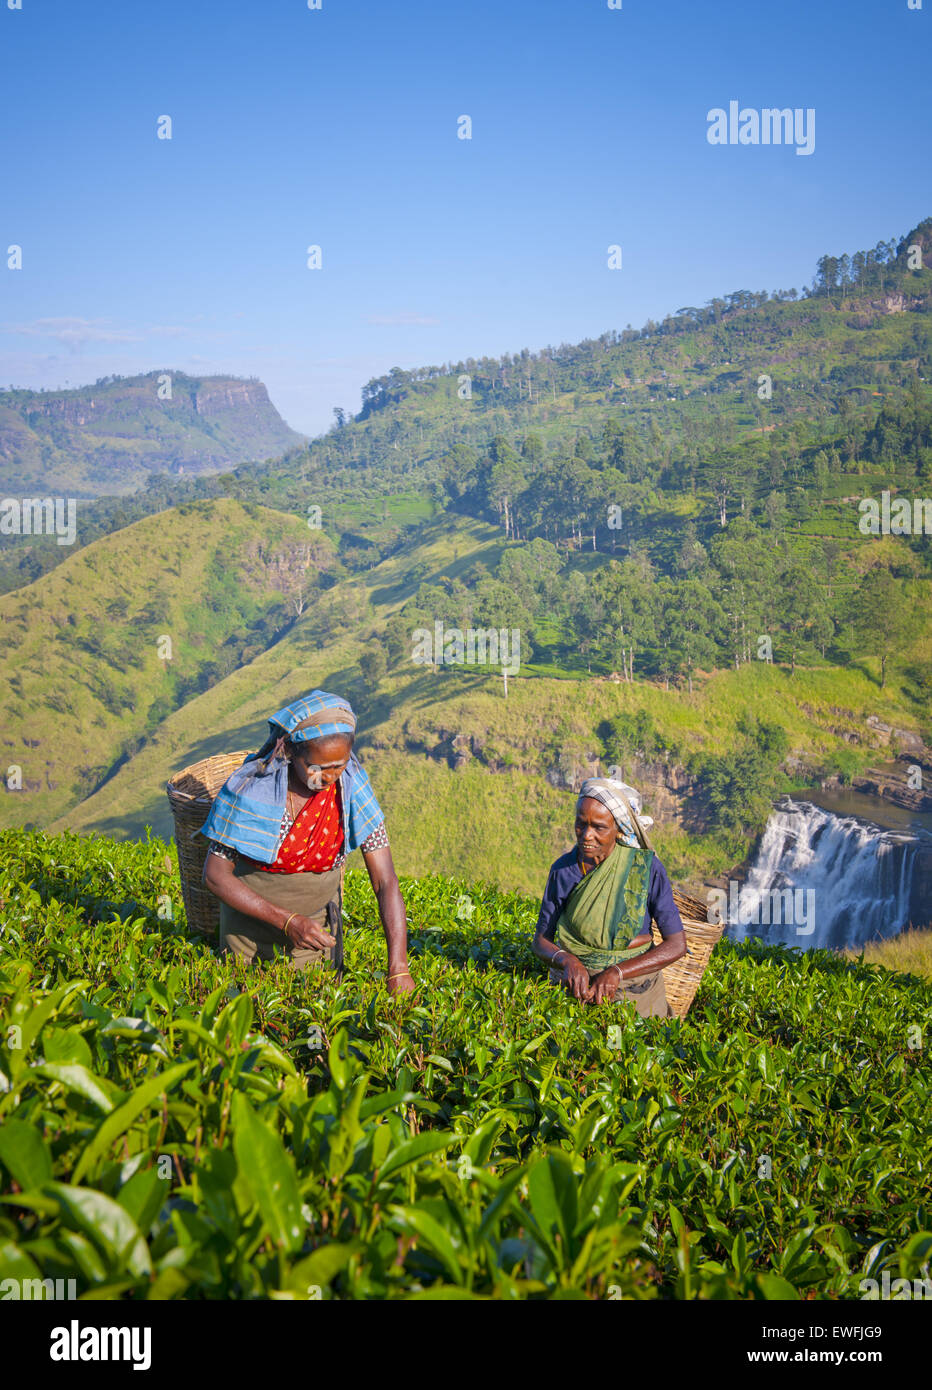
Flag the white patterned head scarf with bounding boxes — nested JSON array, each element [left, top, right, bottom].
[[577, 778, 653, 849]]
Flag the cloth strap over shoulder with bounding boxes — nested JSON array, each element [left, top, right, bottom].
[[555, 843, 654, 973], [196, 690, 381, 864], [614, 786, 652, 852]]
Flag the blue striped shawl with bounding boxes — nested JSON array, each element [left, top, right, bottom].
[[195, 692, 384, 864]]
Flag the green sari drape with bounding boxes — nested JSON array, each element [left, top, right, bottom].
[[555, 845, 654, 973]]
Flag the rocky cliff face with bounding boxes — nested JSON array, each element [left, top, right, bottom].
[[18, 395, 102, 426], [844, 721, 932, 813], [0, 372, 306, 498], [194, 379, 273, 419], [405, 727, 711, 831]]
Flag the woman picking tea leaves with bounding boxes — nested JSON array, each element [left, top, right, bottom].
[[199, 690, 413, 994], [532, 778, 685, 1018]]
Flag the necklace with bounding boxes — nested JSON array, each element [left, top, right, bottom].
[[287, 776, 305, 824], [287, 773, 319, 823]]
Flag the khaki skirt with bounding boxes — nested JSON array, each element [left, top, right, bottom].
[[219, 859, 343, 973], [548, 963, 672, 1019]]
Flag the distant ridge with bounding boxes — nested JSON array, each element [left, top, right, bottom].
[[0, 371, 307, 498]]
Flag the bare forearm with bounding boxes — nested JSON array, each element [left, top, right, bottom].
[[615, 934, 685, 981], [532, 932, 576, 968], [377, 879, 408, 966], [203, 859, 289, 932], [363, 846, 408, 969]]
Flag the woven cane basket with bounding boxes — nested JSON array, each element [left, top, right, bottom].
[[166, 751, 251, 936], [652, 887, 724, 1019]]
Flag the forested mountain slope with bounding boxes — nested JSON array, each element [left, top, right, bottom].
[[40, 508, 929, 899]]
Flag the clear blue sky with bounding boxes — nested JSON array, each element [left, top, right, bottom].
[[1, 0, 928, 438]]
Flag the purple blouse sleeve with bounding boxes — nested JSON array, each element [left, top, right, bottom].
[[535, 865, 566, 941], [646, 856, 684, 938]]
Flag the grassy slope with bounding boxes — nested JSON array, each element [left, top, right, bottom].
[[43, 514, 507, 840], [45, 509, 927, 898], [1, 499, 333, 828], [846, 928, 932, 982]]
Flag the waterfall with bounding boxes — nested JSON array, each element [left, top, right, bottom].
[[727, 798, 925, 951]]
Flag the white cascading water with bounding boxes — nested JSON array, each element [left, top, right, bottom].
[[728, 798, 922, 951]]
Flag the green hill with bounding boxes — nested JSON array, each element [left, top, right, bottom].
[[0, 499, 336, 828], [0, 371, 306, 499], [5, 218, 931, 595], [34, 506, 929, 899]]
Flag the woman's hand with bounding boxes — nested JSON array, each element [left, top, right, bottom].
[[588, 965, 623, 1005], [387, 968, 415, 996], [284, 914, 336, 952], [560, 954, 592, 1002]]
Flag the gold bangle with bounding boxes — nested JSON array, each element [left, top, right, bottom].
[[387, 971, 410, 979], [282, 912, 297, 934]]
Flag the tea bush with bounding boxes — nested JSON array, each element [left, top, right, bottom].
[[0, 827, 929, 1300]]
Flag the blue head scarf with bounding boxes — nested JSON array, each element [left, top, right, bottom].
[[196, 691, 383, 863], [255, 691, 357, 766]]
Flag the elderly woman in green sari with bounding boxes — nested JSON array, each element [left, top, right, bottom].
[[532, 779, 686, 1018]]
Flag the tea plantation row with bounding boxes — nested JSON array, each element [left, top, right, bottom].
[[0, 828, 929, 1299]]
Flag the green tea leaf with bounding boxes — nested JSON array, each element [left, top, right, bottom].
[[72, 1062, 195, 1183], [388, 1205, 463, 1284], [756, 1272, 799, 1300], [376, 1132, 457, 1181], [0, 1118, 53, 1189], [231, 1092, 304, 1254], [290, 1242, 357, 1296], [43, 1183, 152, 1279], [31, 1063, 117, 1114], [0, 1239, 43, 1283], [526, 1152, 578, 1255]]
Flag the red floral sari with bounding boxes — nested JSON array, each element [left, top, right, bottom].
[[253, 783, 344, 874]]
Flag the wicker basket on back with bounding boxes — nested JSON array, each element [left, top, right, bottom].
[[166, 750, 252, 936], [603, 783, 724, 1019], [654, 888, 724, 1019]]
